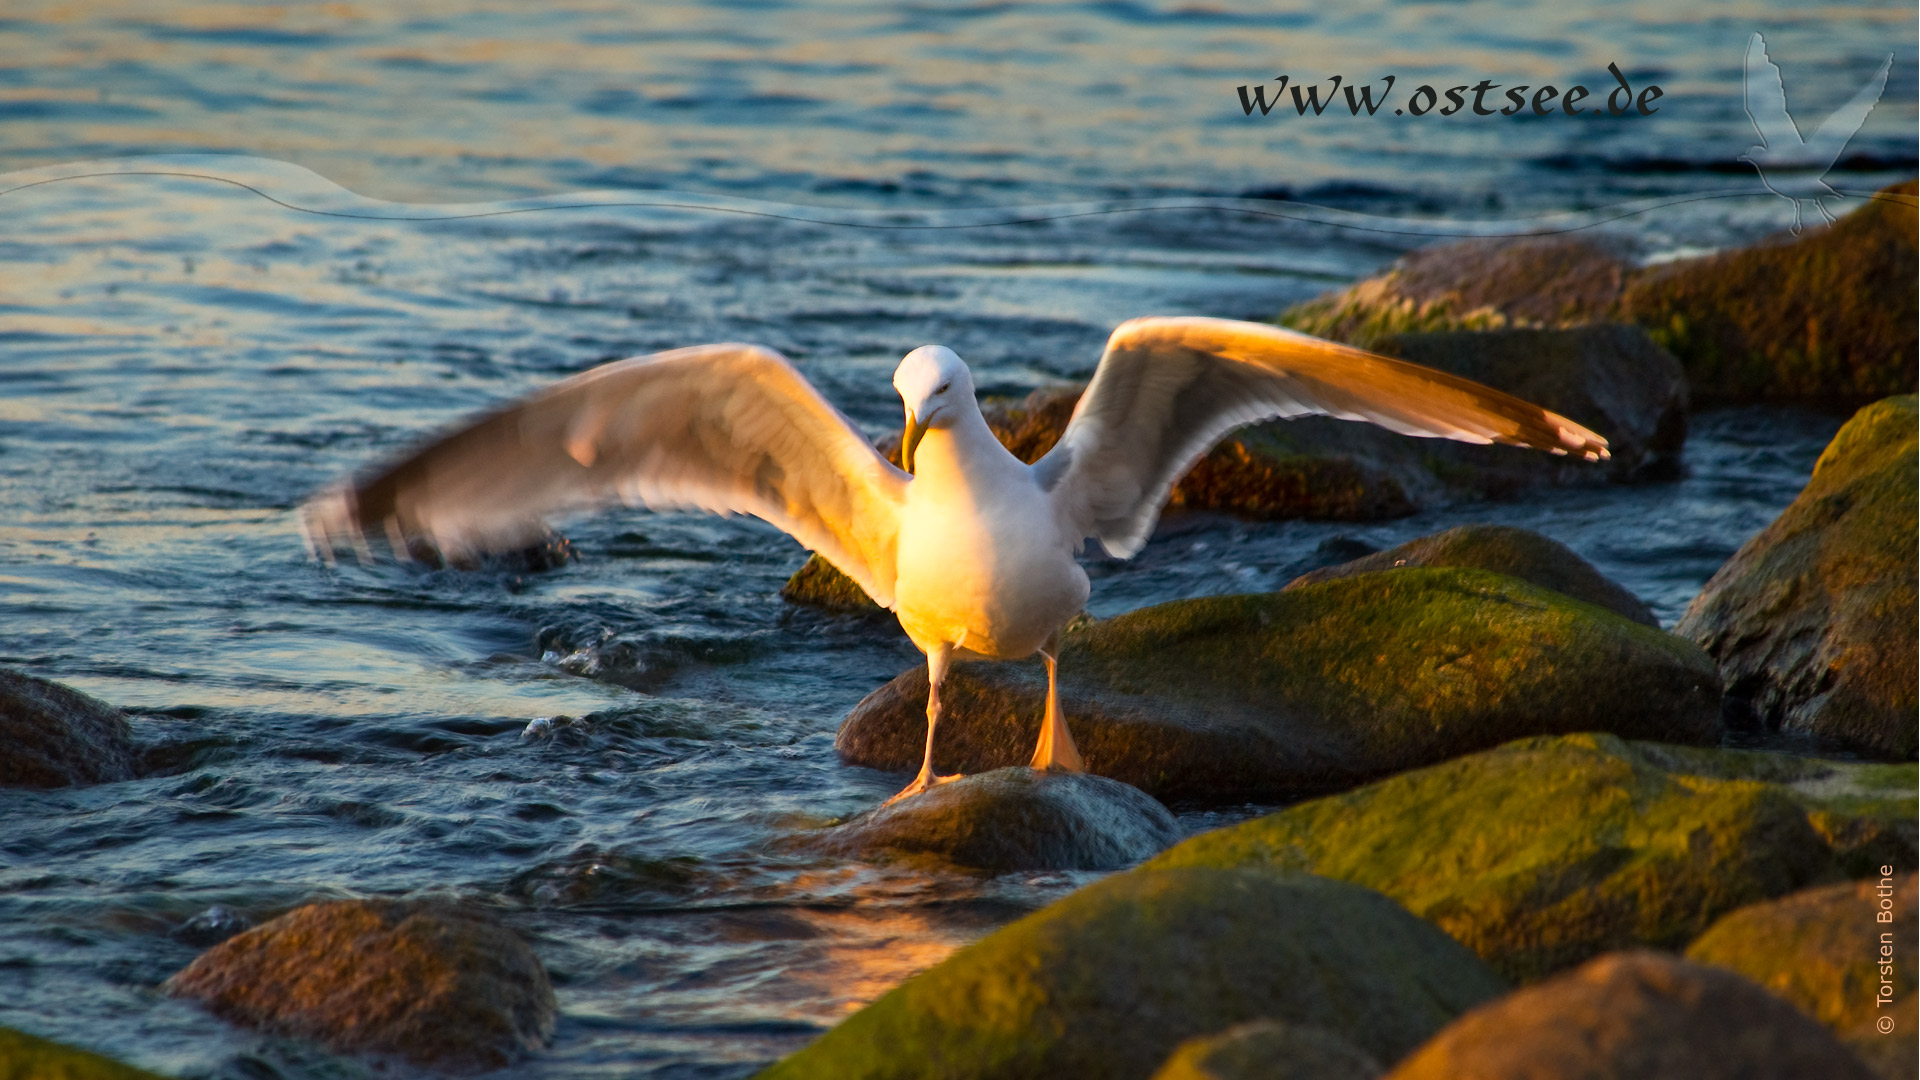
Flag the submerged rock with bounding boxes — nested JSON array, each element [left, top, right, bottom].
[[1151, 1020, 1382, 1080], [1146, 733, 1915, 982], [166, 898, 555, 1072], [0, 1027, 166, 1079], [1384, 951, 1877, 1080], [1677, 395, 1919, 759], [1685, 875, 1917, 1034], [0, 668, 137, 788], [758, 869, 1505, 1080], [838, 569, 1720, 805], [1284, 523, 1658, 626], [821, 767, 1181, 872]]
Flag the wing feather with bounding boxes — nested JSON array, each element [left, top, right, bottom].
[[1041, 317, 1610, 558], [1743, 33, 1804, 152], [299, 344, 910, 607]]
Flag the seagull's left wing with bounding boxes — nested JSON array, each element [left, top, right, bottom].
[[1743, 32, 1802, 151], [299, 343, 911, 608], [1806, 52, 1893, 167], [1036, 316, 1610, 558]]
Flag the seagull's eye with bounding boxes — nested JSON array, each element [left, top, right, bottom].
[[937, 381, 951, 394]]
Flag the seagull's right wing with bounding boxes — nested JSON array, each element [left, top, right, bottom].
[[299, 344, 911, 608], [1807, 52, 1893, 167], [1036, 317, 1610, 559], [1743, 32, 1803, 151]]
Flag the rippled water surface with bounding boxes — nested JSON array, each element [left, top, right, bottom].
[[0, 2, 1911, 1077]]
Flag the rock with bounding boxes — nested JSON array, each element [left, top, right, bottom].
[[1145, 733, 1913, 982], [820, 767, 1181, 872], [165, 898, 555, 1072], [1624, 180, 1919, 405], [1685, 875, 1917, 1033], [0, 1027, 166, 1079], [1676, 395, 1918, 759], [837, 569, 1721, 805], [781, 551, 886, 612], [1383, 951, 1877, 1080], [1151, 1020, 1382, 1080], [0, 668, 137, 788], [1285, 523, 1658, 626], [757, 868, 1505, 1080], [1846, 992, 1917, 1080]]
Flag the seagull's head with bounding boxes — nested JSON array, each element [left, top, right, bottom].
[[893, 345, 973, 473]]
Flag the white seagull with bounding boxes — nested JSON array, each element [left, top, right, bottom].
[[1739, 32, 1893, 232], [300, 316, 1609, 804]]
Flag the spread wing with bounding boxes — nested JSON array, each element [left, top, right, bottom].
[[298, 343, 911, 608], [1806, 52, 1892, 167], [1743, 33, 1803, 152], [1036, 316, 1611, 558]]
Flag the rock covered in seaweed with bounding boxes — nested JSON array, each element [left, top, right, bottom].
[[165, 898, 555, 1072], [0, 1027, 167, 1079], [837, 569, 1721, 804], [0, 668, 137, 788]]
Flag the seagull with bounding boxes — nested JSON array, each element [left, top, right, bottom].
[[1739, 32, 1893, 233], [299, 316, 1609, 804]]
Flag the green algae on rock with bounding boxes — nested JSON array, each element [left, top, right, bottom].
[[0, 1027, 168, 1080], [1145, 733, 1913, 982], [819, 767, 1181, 872], [1383, 951, 1878, 1080], [1677, 395, 1919, 760], [1150, 1020, 1382, 1080], [757, 869, 1504, 1080], [0, 668, 138, 788], [1285, 523, 1658, 627], [837, 569, 1721, 804], [1685, 875, 1917, 1034]]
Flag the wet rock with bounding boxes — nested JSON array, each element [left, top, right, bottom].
[[1623, 180, 1919, 406], [1146, 733, 1913, 982], [821, 767, 1181, 872], [1384, 951, 1877, 1080], [1685, 874, 1917, 1034], [1676, 395, 1918, 759], [781, 551, 888, 612], [837, 569, 1721, 805], [758, 868, 1505, 1080], [0, 668, 137, 788], [1151, 1020, 1382, 1080], [1285, 523, 1658, 626], [0, 1026, 166, 1079], [166, 898, 555, 1072]]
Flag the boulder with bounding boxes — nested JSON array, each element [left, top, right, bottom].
[[165, 898, 555, 1072], [837, 569, 1721, 805], [780, 551, 886, 612], [1676, 395, 1919, 759], [1383, 951, 1877, 1079], [1146, 733, 1914, 982], [821, 767, 1181, 872], [0, 668, 137, 788], [1151, 1020, 1382, 1080], [0, 1027, 166, 1079], [757, 868, 1505, 1080], [1685, 874, 1917, 1033], [1284, 523, 1658, 626]]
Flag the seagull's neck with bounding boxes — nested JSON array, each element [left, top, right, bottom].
[[910, 402, 1025, 495]]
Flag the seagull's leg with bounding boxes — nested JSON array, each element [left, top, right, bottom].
[[1816, 196, 1839, 226], [883, 642, 962, 805], [1028, 634, 1085, 773]]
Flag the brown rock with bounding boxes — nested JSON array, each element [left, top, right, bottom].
[[1285, 523, 1658, 626], [1385, 951, 1877, 1080], [1151, 1019, 1382, 1080], [166, 898, 555, 1072], [0, 668, 136, 788]]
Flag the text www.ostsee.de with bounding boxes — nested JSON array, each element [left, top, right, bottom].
[[1237, 64, 1664, 118]]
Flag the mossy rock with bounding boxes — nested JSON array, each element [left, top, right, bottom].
[[1623, 181, 1919, 406], [1677, 395, 1919, 759], [1285, 523, 1657, 626], [837, 568, 1721, 805], [1685, 875, 1917, 1033], [0, 1027, 167, 1080], [757, 868, 1505, 1080], [781, 551, 886, 612], [1383, 951, 1877, 1079], [1145, 733, 1913, 981], [0, 668, 137, 788], [1151, 1020, 1382, 1080], [819, 767, 1181, 872], [166, 899, 555, 1073]]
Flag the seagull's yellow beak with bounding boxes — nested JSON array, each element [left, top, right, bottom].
[[902, 410, 926, 474]]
